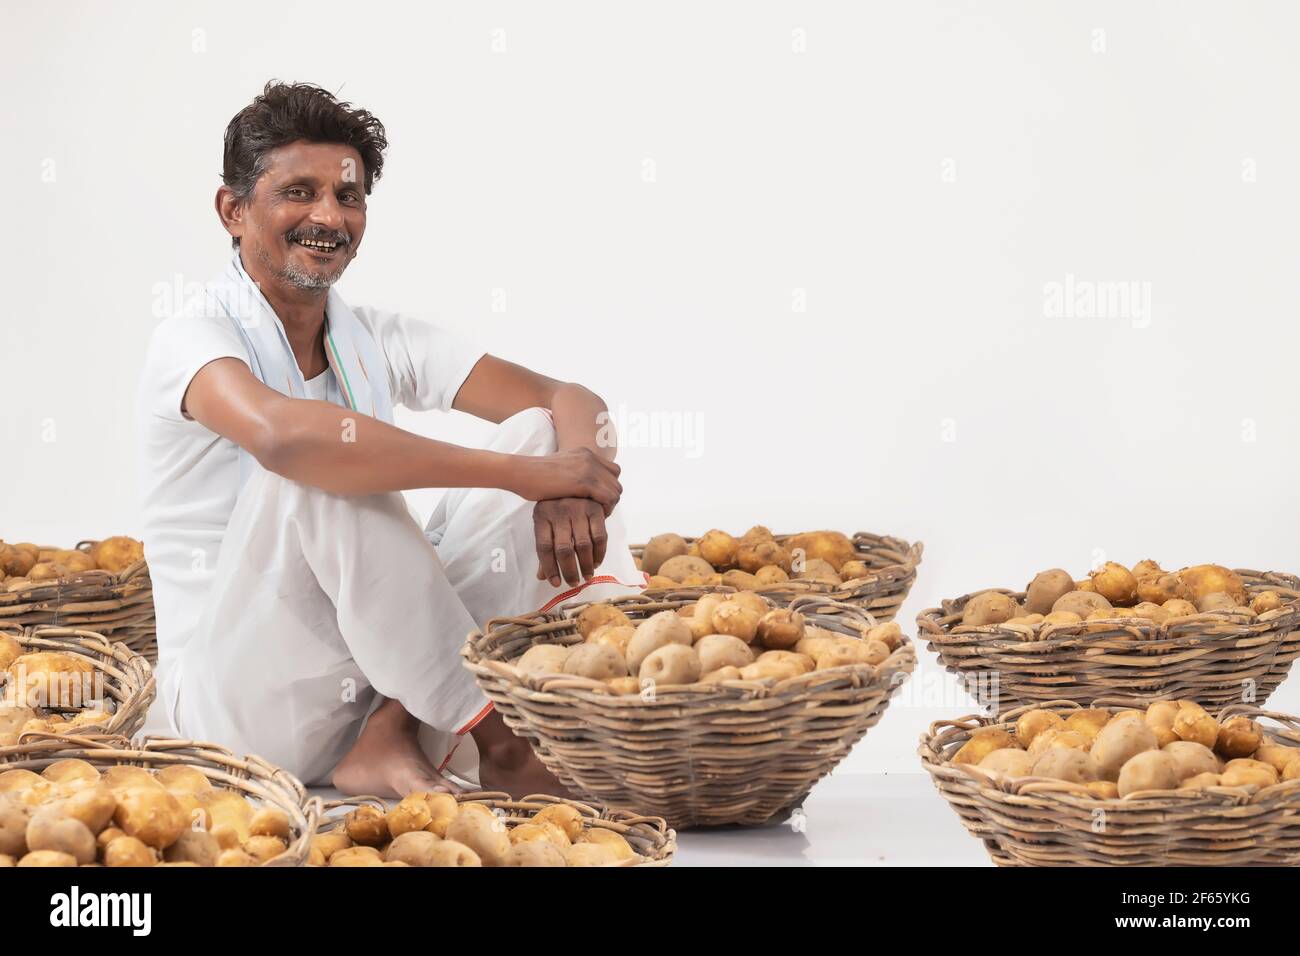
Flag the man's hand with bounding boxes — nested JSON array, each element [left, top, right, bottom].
[[514, 448, 622, 515], [533, 498, 609, 587]]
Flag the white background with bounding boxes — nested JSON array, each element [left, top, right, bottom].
[[2, 1, 1299, 777]]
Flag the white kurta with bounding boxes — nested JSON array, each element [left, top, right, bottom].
[[157, 408, 644, 786]]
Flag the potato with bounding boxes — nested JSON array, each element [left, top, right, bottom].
[[0, 854, 12, 867], [756, 650, 815, 674], [505, 840, 566, 867], [794, 558, 841, 585], [90, 536, 145, 574], [1220, 758, 1278, 789], [953, 729, 1018, 766], [638, 644, 701, 685], [699, 667, 742, 684], [697, 530, 739, 568], [1144, 701, 1180, 747], [1063, 709, 1110, 742], [563, 842, 617, 867], [1179, 772, 1223, 791], [1117, 751, 1180, 796], [113, 788, 185, 850], [311, 829, 352, 861], [784, 531, 855, 571], [60, 785, 117, 834], [4, 652, 97, 708], [343, 805, 389, 847], [645, 575, 679, 589], [978, 748, 1035, 778], [1031, 748, 1100, 783], [328, 845, 384, 867], [420, 840, 478, 867], [1215, 716, 1262, 759], [794, 628, 839, 661], [0, 794, 31, 857], [754, 565, 789, 586], [1131, 602, 1169, 623], [1084, 781, 1119, 798], [605, 676, 642, 695], [1023, 569, 1074, 615], [0, 703, 36, 740], [1027, 729, 1091, 757], [1178, 565, 1246, 605], [811, 638, 885, 670], [1196, 592, 1238, 612], [1090, 562, 1139, 606], [1162, 741, 1222, 780], [24, 807, 95, 866], [1051, 591, 1113, 618], [384, 831, 441, 866], [163, 829, 220, 866], [1252, 591, 1285, 614], [575, 604, 631, 641], [657, 555, 715, 583], [154, 766, 211, 796], [962, 591, 1020, 627], [626, 611, 692, 674], [640, 534, 689, 576], [721, 569, 760, 591], [26, 562, 70, 583], [1042, 611, 1083, 626], [1132, 559, 1163, 578], [695, 634, 755, 673], [564, 643, 628, 681], [1136, 574, 1181, 605], [581, 828, 636, 861], [867, 622, 903, 650], [737, 539, 791, 574], [1162, 598, 1198, 618], [589, 624, 636, 657], [1284, 762, 1300, 783], [740, 660, 802, 682], [447, 810, 511, 866], [1255, 743, 1300, 775], [384, 795, 433, 838], [1172, 706, 1218, 748], [756, 608, 805, 649], [838, 560, 872, 581], [103, 836, 156, 867], [683, 594, 726, 641], [710, 600, 762, 644], [218, 848, 259, 867], [0, 544, 37, 578], [515, 643, 572, 677], [55, 551, 96, 574], [509, 822, 565, 846], [247, 808, 291, 842], [19, 849, 78, 867], [99, 766, 161, 793], [1015, 710, 1065, 749], [0, 635, 21, 672], [1091, 716, 1158, 781]]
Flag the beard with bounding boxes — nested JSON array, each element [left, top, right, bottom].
[[257, 241, 349, 290]]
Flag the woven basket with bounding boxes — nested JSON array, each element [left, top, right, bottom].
[[0, 540, 156, 663], [1, 624, 155, 744], [321, 792, 676, 866], [918, 569, 1300, 711], [462, 592, 916, 828], [0, 732, 320, 866], [633, 531, 922, 623], [920, 698, 1300, 866]]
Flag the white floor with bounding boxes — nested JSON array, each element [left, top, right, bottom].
[[311, 771, 993, 867]]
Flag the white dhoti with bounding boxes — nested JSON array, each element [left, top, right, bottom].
[[160, 408, 644, 786]]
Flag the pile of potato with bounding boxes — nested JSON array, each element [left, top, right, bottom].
[[318, 796, 641, 867], [1, 634, 110, 745], [0, 537, 144, 591], [639, 527, 870, 591], [959, 561, 1291, 637], [953, 701, 1300, 798], [0, 759, 296, 867], [514, 595, 904, 692]]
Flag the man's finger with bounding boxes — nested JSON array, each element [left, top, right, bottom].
[[571, 507, 595, 580], [534, 516, 561, 587], [551, 515, 582, 587], [588, 507, 609, 569]]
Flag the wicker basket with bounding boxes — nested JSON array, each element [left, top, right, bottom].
[[0, 732, 320, 866], [920, 698, 1300, 866], [633, 531, 922, 623], [1, 624, 155, 744], [321, 792, 676, 866], [918, 569, 1300, 711], [462, 592, 916, 828], [0, 540, 156, 663]]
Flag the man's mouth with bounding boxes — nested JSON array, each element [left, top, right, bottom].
[[291, 236, 345, 256]]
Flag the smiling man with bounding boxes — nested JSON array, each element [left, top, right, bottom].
[[136, 82, 646, 796]]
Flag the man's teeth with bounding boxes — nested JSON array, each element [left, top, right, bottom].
[[296, 238, 338, 251]]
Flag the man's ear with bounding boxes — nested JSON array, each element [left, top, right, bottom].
[[215, 186, 244, 244]]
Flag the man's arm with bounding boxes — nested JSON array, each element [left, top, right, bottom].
[[451, 355, 620, 587], [182, 357, 622, 509]]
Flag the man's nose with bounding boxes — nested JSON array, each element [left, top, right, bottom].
[[309, 194, 345, 231]]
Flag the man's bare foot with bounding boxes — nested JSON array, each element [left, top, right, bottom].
[[331, 697, 462, 797], [472, 708, 570, 799]]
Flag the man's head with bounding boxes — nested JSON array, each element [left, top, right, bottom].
[[216, 82, 387, 292]]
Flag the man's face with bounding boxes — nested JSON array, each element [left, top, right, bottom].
[[231, 140, 368, 291]]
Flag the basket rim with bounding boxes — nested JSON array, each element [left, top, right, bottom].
[[2, 625, 156, 740], [463, 592, 917, 707], [918, 568, 1300, 650], [0, 731, 320, 866], [919, 696, 1300, 810], [318, 790, 677, 866], [0, 538, 150, 600]]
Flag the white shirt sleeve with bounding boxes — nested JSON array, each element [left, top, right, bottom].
[[141, 313, 250, 422], [353, 306, 487, 412]]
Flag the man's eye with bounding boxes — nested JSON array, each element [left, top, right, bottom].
[[340, 192, 361, 204], [287, 188, 310, 199]]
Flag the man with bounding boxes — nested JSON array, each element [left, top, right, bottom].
[[136, 81, 645, 797]]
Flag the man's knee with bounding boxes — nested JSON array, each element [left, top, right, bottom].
[[489, 407, 558, 456]]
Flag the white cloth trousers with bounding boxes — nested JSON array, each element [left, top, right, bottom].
[[164, 408, 643, 786]]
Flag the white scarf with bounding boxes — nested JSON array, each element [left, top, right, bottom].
[[206, 251, 394, 490]]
